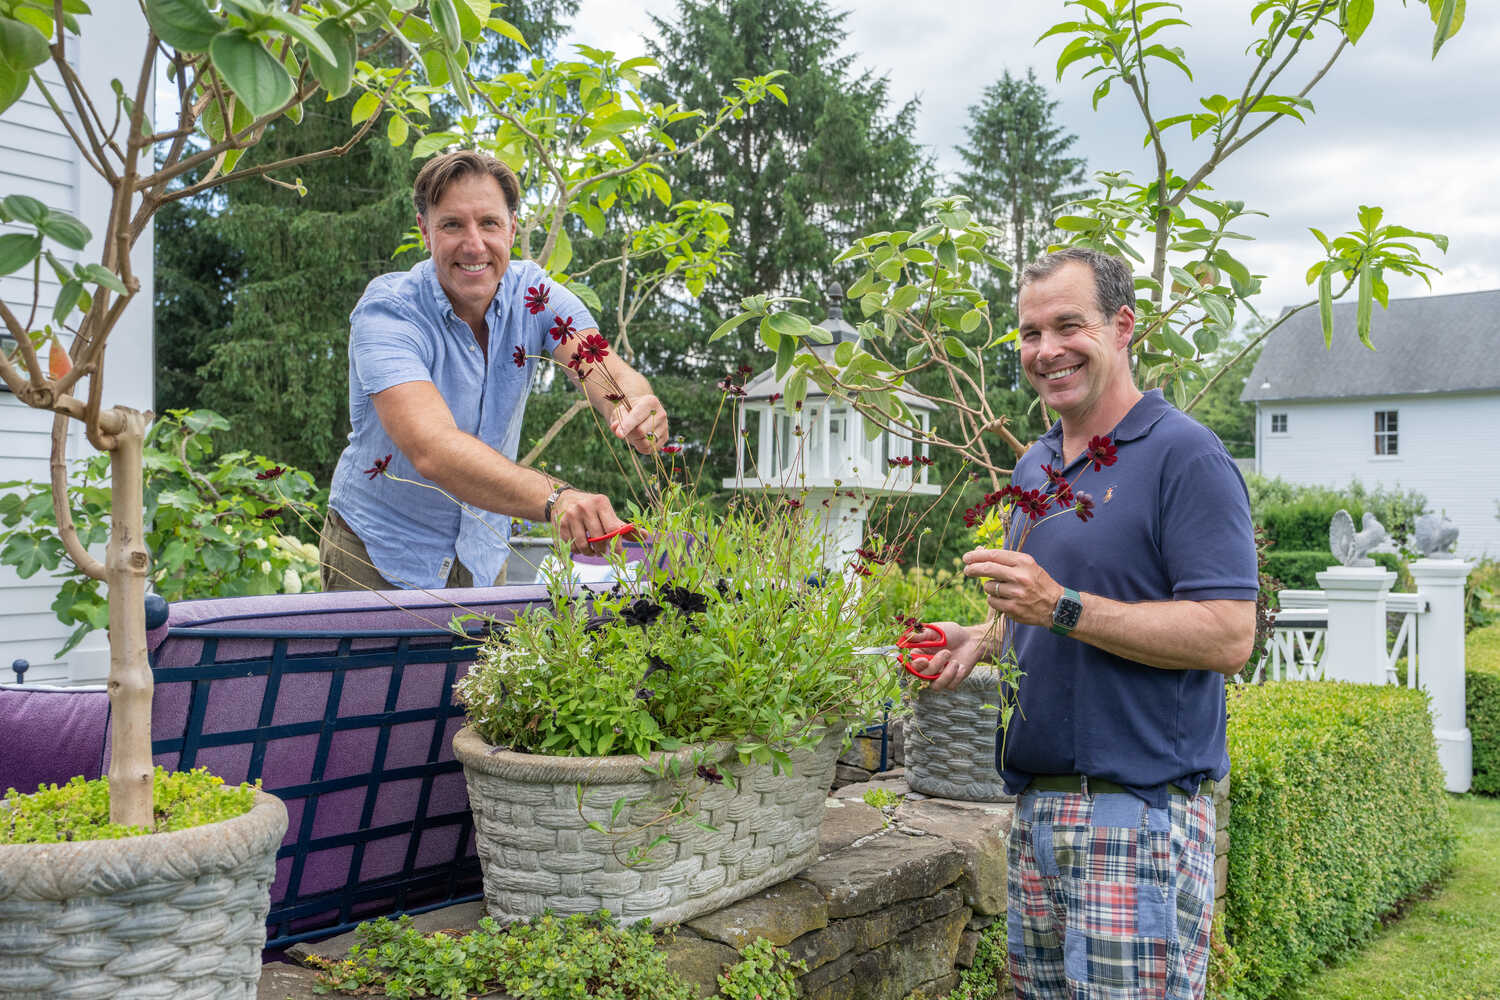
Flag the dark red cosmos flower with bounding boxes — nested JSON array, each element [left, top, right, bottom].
[[577, 333, 610, 364], [604, 393, 625, 403], [1017, 488, 1051, 520], [852, 561, 873, 577], [784, 497, 803, 510], [261, 506, 285, 519], [717, 378, 746, 397], [1055, 484, 1075, 508], [363, 454, 392, 479], [512, 345, 526, 368], [916, 455, 934, 466], [255, 466, 285, 481], [737, 363, 754, 375], [962, 505, 982, 527], [697, 763, 724, 785], [768, 392, 782, 405], [661, 443, 683, 454], [524, 284, 550, 314], [1087, 435, 1118, 471], [1041, 463, 1069, 491], [550, 315, 577, 343], [1074, 491, 1096, 523]]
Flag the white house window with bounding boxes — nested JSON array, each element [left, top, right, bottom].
[[1270, 412, 1287, 434], [1374, 410, 1399, 455]]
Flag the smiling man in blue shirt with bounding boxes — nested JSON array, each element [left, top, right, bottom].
[[914, 248, 1257, 999], [321, 151, 666, 591]]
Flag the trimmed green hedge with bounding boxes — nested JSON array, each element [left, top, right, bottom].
[[1219, 683, 1454, 1000], [1469, 624, 1500, 796], [1263, 550, 1405, 593]]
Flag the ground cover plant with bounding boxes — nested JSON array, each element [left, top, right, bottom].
[[0, 767, 256, 844], [306, 912, 803, 1000]]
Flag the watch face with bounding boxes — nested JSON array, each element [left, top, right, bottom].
[[1054, 595, 1082, 629]]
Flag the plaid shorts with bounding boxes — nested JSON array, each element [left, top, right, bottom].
[[1007, 787, 1217, 1000]]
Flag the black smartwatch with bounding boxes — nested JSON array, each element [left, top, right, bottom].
[[1050, 587, 1083, 636], [542, 484, 574, 523]]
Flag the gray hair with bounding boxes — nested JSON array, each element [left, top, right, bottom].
[[1019, 248, 1135, 321]]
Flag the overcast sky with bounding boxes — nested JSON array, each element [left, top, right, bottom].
[[560, 2, 1497, 314]]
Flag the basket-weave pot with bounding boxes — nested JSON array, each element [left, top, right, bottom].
[[0, 788, 287, 1000], [905, 666, 1012, 801], [453, 726, 839, 926]]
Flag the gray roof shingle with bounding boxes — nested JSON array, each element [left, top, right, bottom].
[[1240, 288, 1500, 402]]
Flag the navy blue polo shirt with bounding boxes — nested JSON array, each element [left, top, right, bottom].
[[996, 390, 1257, 808]]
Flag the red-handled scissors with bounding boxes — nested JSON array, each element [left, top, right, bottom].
[[586, 523, 638, 545], [896, 622, 946, 681]]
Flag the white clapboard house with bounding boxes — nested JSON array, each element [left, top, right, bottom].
[[1, 5, 154, 685], [1241, 289, 1500, 559]]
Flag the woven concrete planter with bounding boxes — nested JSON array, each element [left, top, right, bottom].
[[905, 666, 1011, 801], [453, 726, 840, 926], [0, 788, 287, 1000]]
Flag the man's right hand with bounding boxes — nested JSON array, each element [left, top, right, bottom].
[[550, 489, 626, 556], [917, 621, 992, 691]]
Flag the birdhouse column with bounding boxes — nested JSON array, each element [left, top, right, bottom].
[[1315, 565, 1397, 684]]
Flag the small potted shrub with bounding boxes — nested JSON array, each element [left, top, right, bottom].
[[0, 768, 285, 998], [452, 488, 899, 925]]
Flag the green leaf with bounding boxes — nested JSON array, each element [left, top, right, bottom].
[[0, 16, 50, 71], [428, 0, 462, 51], [1163, 327, 1195, 358], [411, 130, 456, 158], [211, 28, 294, 117], [888, 285, 920, 312], [1430, 0, 1461, 57], [834, 341, 855, 368], [38, 212, 90, 250], [566, 279, 601, 315], [307, 18, 355, 98], [53, 279, 82, 322], [2, 194, 46, 224], [0, 61, 29, 116], [387, 114, 409, 147], [0, 232, 41, 275], [709, 312, 753, 343], [141, 0, 222, 52], [1192, 327, 1219, 355], [775, 331, 796, 380], [546, 226, 572, 273], [785, 368, 809, 412], [937, 241, 958, 272], [767, 311, 812, 338], [264, 10, 336, 66], [1355, 263, 1373, 349], [1318, 268, 1334, 347]]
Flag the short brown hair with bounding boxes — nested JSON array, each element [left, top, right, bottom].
[[412, 150, 520, 218], [1020, 248, 1135, 322]]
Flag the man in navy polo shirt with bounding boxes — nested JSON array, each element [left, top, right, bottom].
[[914, 248, 1257, 999], [321, 151, 667, 591]]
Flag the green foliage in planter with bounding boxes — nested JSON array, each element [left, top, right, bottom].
[[1221, 682, 1454, 1000], [456, 491, 899, 762], [1, 767, 256, 844], [0, 409, 324, 655], [309, 911, 802, 1000], [1467, 623, 1500, 796]]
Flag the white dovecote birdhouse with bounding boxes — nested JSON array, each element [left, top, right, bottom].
[[724, 283, 940, 571]]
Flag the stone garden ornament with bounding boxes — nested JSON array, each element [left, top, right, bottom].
[[1414, 513, 1460, 558], [1329, 509, 1388, 567]]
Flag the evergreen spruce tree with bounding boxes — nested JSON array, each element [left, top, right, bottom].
[[953, 68, 1090, 387]]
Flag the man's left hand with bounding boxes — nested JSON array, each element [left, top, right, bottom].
[[963, 548, 1064, 628], [610, 394, 669, 454]]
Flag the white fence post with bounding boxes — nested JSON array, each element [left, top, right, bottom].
[[1408, 558, 1473, 793], [1315, 566, 1396, 684]]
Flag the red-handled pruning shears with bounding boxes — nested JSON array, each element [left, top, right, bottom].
[[896, 622, 946, 681], [587, 523, 638, 545]]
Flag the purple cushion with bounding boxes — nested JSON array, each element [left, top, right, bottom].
[[0, 686, 109, 795]]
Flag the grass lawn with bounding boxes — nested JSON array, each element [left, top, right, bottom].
[[1283, 794, 1500, 1000]]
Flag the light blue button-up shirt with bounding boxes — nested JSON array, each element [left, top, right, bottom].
[[327, 257, 595, 589]]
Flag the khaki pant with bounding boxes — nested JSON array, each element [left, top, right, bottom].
[[319, 509, 504, 591]]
